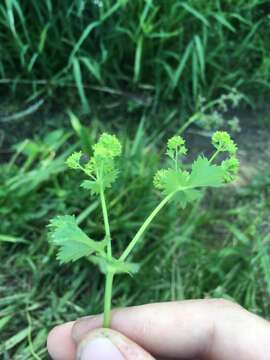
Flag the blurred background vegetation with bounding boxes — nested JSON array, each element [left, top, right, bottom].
[[0, 1, 270, 359]]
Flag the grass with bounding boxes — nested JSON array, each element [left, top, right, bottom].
[[0, 116, 270, 358], [0, 0, 270, 113], [1, 2, 269, 356]]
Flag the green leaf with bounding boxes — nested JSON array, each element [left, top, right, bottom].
[[66, 151, 82, 169], [80, 56, 102, 83], [212, 12, 236, 32], [89, 255, 140, 275], [49, 215, 105, 263], [81, 162, 118, 195], [174, 189, 202, 208], [171, 40, 193, 90], [72, 57, 90, 111], [163, 169, 190, 194], [180, 3, 209, 26], [189, 156, 224, 188], [81, 179, 100, 195], [69, 21, 100, 61], [154, 168, 202, 207], [99, 160, 119, 189]]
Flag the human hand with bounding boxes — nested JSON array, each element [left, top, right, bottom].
[[47, 299, 270, 360]]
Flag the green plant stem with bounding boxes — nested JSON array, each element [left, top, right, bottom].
[[209, 150, 220, 163], [100, 186, 112, 257], [120, 192, 175, 261], [103, 271, 114, 328], [100, 185, 114, 327]]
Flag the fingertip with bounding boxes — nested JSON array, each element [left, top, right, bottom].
[[47, 322, 76, 360], [77, 328, 154, 360], [72, 315, 102, 343]]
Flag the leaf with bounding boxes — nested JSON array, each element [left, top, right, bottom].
[[154, 168, 202, 207], [189, 156, 224, 188], [80, 56, 102, 83], [174, 189, 202, 209], [171, 40, 193, 89], [163, 169, 190, 194], [81, 179, 100, 194], [72, 57, 90, 111], [180, 3, 209, 26], [2, 328, 29, 351], [89, 256, 140, 275], [212, 12, 235, 32], [66, 151, 82, 169], [134, 35, 143, 83], [81, 164, 118, 195], [69, 21, 100, 61], [49, 215, 105, 263], [68, 111, 92, 154], [194, 35, 205, 78], [0, 234, 27, 244]]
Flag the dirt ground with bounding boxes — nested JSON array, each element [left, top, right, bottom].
[[186, 108, 270, 186], [234, 112, 270, 185]]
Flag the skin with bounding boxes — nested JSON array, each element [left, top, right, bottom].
[[47, 299, 270, 360]]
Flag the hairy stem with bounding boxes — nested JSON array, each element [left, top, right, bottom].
[[209, 150, 220, 163], [120, 192, 175, 261], [103, 271, 114, 328], [100, 186, 112, 257], [99, 184, 114, 327]]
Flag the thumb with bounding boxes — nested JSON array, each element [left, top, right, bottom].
[[76, 328, 155, 360]]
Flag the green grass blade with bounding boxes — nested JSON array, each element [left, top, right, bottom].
[[69, 21, 100, 62], [134, 35, 144, 83], [194, 35, 205, 79], [72, 57, 90, 111], [180, 3, 209, 26], [212, 12, 236, 32], [171, 41, 193, 90]]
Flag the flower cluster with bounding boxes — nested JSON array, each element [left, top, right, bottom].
[[166, 135, 187, 161], [93, 133, 122, 159], [212, 131, 237, 155], [222, 157, 240, 182], [153, 169, 169, 190]]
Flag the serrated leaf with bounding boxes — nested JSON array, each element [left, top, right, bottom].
[[82, 156, 119, 195], [154, 168, 202, 208], [101, 165, 119, 189], [81, 179, 100, 195], [163, 169, 190, 195], [189, 156, 224, 188], [66, 151, 82, 169], [49, 215, 105, 263], [173, 188, 202, 208], [89, 255, 140, 275], [81, 165, 118, 195]]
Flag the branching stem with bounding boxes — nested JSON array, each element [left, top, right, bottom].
[[120, 192, 175, 261]]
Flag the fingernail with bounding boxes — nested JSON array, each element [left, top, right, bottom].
[[77, 335, 125, 360]]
